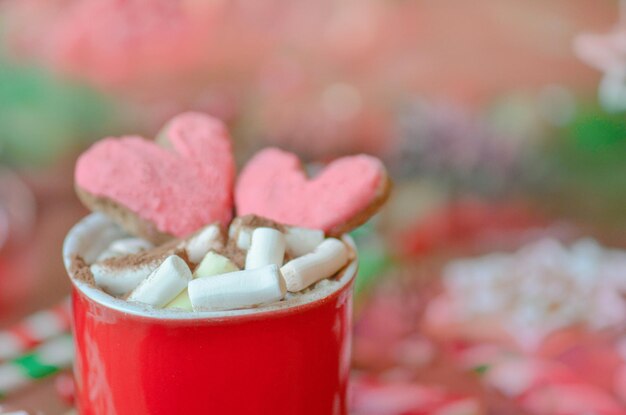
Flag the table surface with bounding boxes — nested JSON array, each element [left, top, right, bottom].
[[0, 186, 83, 414], [3, 376, 70, 414], [1, 256, 74, 414]]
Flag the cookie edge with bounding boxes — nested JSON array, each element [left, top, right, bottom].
[[326, 171, 392, 237], [75, 185, 174, 245]]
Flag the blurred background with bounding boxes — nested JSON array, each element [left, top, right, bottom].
[[1, 0, 626, 413]]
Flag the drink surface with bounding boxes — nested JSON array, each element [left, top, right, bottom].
[[64, 213, 357, 320]]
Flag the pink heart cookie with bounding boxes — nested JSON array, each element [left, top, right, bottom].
[[235, 148, 390, 236], [75, 112, 234, 243]]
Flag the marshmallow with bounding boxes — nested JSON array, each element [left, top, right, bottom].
[[183, 224, 224, 264], [284, 227, 324, 257], [165, 292, 192, 311], [166, 252, 239, 311], [91, 261, 160, 296], [236, 228, 253, 250], [227, 220, 238, 239], [127, 255, 192, 308], [228, 217, 254, 250], [281, 238, 349, 292], [194, 251, 239, 278], [188, 265, 286, 311], [245, 228, 286, 270], [97, 237, 153, 261]]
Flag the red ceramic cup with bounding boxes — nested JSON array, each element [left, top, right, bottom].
[[63, 213, 357, 415]]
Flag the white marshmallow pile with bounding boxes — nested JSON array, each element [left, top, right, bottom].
[[87, 221, 351, 312], [432, 237, 626, 348]]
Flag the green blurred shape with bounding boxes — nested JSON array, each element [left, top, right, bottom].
[[539, 102, 626, 228], [567, 106, 626, 152], [472, 365, 490, 375], [349, 220, 376, 243], [555, 104, 626, 180], [354, 250, 393, 295], [0, 60, 119, 167], [349, 219, 394, 294]]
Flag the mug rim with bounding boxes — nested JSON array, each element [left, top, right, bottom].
[[63, 213, 358, 321]]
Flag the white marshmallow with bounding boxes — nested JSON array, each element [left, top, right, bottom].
[[97, 237, 153, 261], [91, 261, 160, 296], [245, 228, 286, 270], [236, 228, 253, 250], [188, 264, 286, 311], [284, 227, 325, 257], [127, 255, 192, 308], [194, 251, 239, 279], [228, 218, 252, 250], [228, 221, 238, 239], [281, 238, 349, 292], [183, 224, 223, 264]]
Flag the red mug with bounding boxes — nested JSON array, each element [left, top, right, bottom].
[[64, 213, 357, 415]]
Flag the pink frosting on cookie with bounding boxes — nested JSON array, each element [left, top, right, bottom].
[[75, 112, 234, 237], [235, 148, 385, 232]]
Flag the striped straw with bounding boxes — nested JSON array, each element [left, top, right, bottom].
[[0, 298, 71, 362], [0, 335, 73, 398]]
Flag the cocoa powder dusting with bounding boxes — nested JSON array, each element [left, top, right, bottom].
[[219, 242, 246, 269], [223, 215, 288, 268], [98, 238, 185, 269], [69, 254, 95, 285], [231, 215, 285, 232]]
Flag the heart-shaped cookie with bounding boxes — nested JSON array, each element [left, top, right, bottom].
[[235, 148, 390, 236], [75, 112, 234, 243]]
